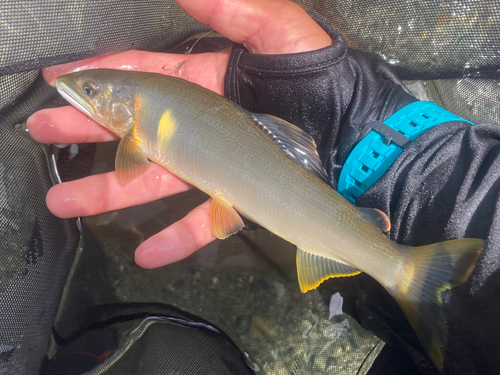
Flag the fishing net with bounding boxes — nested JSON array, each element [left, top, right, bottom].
[[0, 0, 498, 374]]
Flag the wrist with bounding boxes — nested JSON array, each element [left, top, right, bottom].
[[338, 101, 474, 203]]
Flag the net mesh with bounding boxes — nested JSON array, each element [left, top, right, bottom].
[[0, 127, 80, 374]]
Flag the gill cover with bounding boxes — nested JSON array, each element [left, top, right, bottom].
[[55, 69, 137, 137]]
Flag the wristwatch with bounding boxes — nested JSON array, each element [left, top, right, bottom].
[[338, 101, 474, 203]]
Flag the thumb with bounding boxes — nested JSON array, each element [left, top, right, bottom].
[[176, 0, 332, 54]]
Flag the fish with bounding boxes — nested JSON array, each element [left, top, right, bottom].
[[55, 69, 484, 370]]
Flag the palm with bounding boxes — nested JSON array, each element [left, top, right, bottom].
[[28, 0, 331, 269]]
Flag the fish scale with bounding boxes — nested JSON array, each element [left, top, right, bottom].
[[136, 81, 381, 261]]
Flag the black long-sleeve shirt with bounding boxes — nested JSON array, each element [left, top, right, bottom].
[[224, 17, 500, 375]]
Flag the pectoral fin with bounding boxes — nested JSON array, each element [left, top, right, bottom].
[[115, 135, 150, 184], [297, 248, 361, 293], [210, 196, 244, 239]]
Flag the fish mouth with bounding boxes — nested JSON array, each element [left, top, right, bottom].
[[56, 80, 94, 117]]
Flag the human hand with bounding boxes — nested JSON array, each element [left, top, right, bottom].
[[27, 0, 331, 269]]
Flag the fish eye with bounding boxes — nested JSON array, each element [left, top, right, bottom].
[[83, 81, 99, 97]]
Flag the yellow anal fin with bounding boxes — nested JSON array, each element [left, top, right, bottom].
[[115, 134, 150, 184], [210, 196, 244, 239], [297, 248, 361, 293]]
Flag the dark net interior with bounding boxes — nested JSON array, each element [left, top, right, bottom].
[[0, 0, 498, 374]]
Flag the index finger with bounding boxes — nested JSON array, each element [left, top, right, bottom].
[[28, 106, 118, 144], [43, 49, 230, 95]]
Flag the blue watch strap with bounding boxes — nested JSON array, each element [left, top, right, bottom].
[[338, 101, 474, 203]]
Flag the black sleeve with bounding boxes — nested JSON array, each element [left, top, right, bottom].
[[224, 17, 500, 375], [359, 122, 500, 375]]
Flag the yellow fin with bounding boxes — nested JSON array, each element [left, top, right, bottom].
[[209, 196, 244, 239], [115, 135, 150, 184], [392, 238, 484, 370], [296, 248, 361, 293], [357, 207, 391, 232]]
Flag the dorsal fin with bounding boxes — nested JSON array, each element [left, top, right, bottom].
[[250, 114, 329, 183]]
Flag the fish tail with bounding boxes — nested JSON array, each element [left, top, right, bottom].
[[392, 238, 484, 370]]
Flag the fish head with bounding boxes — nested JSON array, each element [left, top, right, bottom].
[[55, 69, 138, 137]]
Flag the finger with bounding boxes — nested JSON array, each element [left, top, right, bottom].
[[28, 106, 117, 144], [46, 163, 192, 218], [135, 200, 216, 268], [42, 49, 230, 95], [177, 0, 332, 54]]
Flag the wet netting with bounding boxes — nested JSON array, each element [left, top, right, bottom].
[[1, 0, 499, 374]]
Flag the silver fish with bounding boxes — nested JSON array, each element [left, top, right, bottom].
[[56, 69, 484, 370]]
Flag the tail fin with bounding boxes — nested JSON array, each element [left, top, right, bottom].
[[393, 238, 484, 370]]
